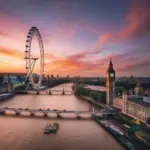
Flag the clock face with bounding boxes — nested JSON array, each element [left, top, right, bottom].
[[110, 73, 114, 77]]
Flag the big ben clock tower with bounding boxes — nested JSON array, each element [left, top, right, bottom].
[[106, 59, 116, 105]]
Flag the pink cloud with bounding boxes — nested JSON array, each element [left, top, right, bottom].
[[97, 0, 150, 47], [0, 12, 28, 40], [0, 46, 24, 59], [118, 59, 150, 72]]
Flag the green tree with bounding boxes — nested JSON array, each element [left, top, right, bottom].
[[115, 86, 124, 96], [83, 88, 90, 96], [89, 91, 99, 100], [98, 93, 103, 102], [97, 92, 106, 103], [74, 84, 85, 96]]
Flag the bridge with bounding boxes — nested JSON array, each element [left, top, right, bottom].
[[48, 89, 74, 95], [24, 89, 74, 95], [50, 90, 72, 92], [0, 107, 92, 119], [0, 107, 117, 119]]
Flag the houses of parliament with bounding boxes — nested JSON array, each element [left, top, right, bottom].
[[106, 59, 150, 125]]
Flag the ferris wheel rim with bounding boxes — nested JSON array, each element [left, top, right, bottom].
[[25, 26, 44, 89]]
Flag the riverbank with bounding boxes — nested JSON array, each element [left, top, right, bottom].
[[95, 118, 135, 150], [80, 96, 108, 109]]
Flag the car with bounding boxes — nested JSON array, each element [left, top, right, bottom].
[[18, 108, 22, 110], [53, 109, 57, 111], [25, 108, 29, 110], [4, 107, 8, 109], [63, 109, 66, 112], [47, 108, 50, 111], [39, 108, 43, 111]]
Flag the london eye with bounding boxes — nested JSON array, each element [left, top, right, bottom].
[[24, 26, 44, 91]]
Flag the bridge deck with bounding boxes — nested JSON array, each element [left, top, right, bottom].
[[0, 107, 91, 114]]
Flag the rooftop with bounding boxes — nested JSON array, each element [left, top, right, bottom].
[[127, 95, 150, 108]]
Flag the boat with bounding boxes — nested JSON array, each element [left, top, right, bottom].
[[44, 123, 59, 134], [44, 124, 52, 134], [50, 123, 59, 133], [0, 93, 14, 101], [109, 124, 124, 136]]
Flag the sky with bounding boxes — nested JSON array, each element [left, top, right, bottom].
[[0, 0, 150, 77]]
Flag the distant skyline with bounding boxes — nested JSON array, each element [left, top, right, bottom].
[[0, 0, 150, 77]]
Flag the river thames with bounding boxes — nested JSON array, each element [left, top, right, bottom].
[[0, 84, 124, 150]]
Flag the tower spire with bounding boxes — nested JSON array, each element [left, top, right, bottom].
[[109, 58, 113, 67]]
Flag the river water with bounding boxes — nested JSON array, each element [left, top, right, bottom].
[[0, 83, 124, 150]]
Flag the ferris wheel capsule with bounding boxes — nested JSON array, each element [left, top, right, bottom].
[[31, 26, 37, 29]]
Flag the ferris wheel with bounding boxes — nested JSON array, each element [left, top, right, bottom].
[[24, 26, 44, 90]]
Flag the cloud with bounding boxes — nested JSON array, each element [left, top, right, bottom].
[[97, 0, 150, 46], [44, 43, 149, 76], [0, 47, 24, 59], [45, 53, 58, 60], [45, 58, 104, 75], [0, 45, 149, 76], [0, 31, 10, 37], [0, 60, 11, 64], [44, 48, 106, 76], [118, 59, 150, 72], [68, 48, 105, 60], [0, 12, 27, 40], [125, 0, 150, 38]]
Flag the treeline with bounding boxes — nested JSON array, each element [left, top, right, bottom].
[[116, 81, 150, 91], [0, 84, 8, 94], [79, 80, 105, 86], [80, 80, 150, 89], [43, 78, 72, 88], [80, 80, 150, 93], [13, 84, 26, 92], [74, 84, 106, 103]]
